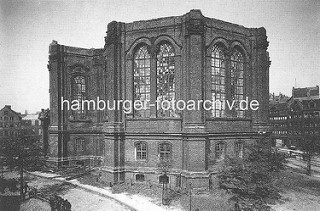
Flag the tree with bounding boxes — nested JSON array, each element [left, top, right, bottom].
[[294, 115, 320, 176], [218, 143, 286, 210], [296, 134, 320, 176], [287, 99, 320, 176], [157, 157, 172, 205], [0, 135, 45, 199]]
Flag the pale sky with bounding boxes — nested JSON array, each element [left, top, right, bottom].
[[0, 0, 319, 113]]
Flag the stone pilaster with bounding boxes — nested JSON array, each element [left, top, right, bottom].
[[252, 27, 270, 132], [183, 10, 206, 133], [104, 22, 126, 183]]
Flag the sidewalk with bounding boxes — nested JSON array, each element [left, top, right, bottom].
[[286, 158, 320, 177], [28, 171, 180, 211]]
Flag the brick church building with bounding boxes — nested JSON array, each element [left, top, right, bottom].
[[46, 10, 270, 187]]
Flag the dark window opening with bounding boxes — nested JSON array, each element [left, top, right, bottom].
[[135, 174, 145, 182]]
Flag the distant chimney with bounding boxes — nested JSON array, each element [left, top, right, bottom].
[[273, 93, 275, 101]]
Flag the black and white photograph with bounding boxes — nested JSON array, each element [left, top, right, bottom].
[[1, 0, 320, 210]]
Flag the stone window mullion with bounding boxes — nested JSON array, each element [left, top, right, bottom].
[[231, 49, 245, 118], [224, 52, 232, 118], [150, 45, 157, 118]]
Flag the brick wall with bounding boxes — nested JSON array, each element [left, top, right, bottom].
[[47, 10, 270, 187]]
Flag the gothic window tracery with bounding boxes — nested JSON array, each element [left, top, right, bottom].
[[211, 45, 226, 117], [133, 45, 151, 118], [156, 43, 175, 117]]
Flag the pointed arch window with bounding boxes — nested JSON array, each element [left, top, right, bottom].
[[156, 43, 175, 117], [211, 45, 226, 117], [133, 46, 151, 118], [231, 49, 245, 117]]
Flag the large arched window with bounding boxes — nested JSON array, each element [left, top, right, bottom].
[[211, 45, 226, 117], [72, 75, 86, 117], [133, 45, 151, 118], [156, 43, 175, 117], [231, 49, 245, 117]]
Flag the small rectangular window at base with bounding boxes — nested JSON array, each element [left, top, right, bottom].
[[135, 174, 145, 182]]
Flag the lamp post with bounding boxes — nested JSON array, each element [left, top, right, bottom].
[[160, 173, 169, 205], [157, 158, 172, 205], [189, 182, 192, 211]]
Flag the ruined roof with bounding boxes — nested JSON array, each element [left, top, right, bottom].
[[292, 86, 319, 100]]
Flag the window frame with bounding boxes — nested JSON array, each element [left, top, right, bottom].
[[135, 141, 148, 161], [158, 142, 172, 161], [235, 141, 244, 158], [132, 42, 177, 119], [133, 45, 151, 118], [215, 142, 226, 162], [208, 44, 247, 119], [210, 45, 226, 118], [135, 173, 145, 182], [230, 48, 245, 118], [156, 42, 176, 118], [71, 74, 87, 119], [75, 138, 85, 152]]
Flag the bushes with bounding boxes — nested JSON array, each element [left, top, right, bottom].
[[0, 177, 19, 193], [218, 145, 286, 210]]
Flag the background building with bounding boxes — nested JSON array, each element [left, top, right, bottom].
[[46, 10, 270, 187], [0, 105, 42, 142], [0, 105, 22, 140], [269, 86, 320, 148], [288, 86, 320, 147], [21, 113, 42, 140], [269, 93, 290, 147]]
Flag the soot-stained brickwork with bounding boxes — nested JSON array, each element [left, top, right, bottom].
[[46, 10, 270, 187]]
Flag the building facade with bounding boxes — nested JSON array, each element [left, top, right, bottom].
[[46, 10, 270, 187], [0, 105, 22, 139], [269, 86, 320, 148], [0, 105, 42, 143], [269, 93, 290, 147], [287, 86, 320, 147], [21, 113, 42, 140]]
